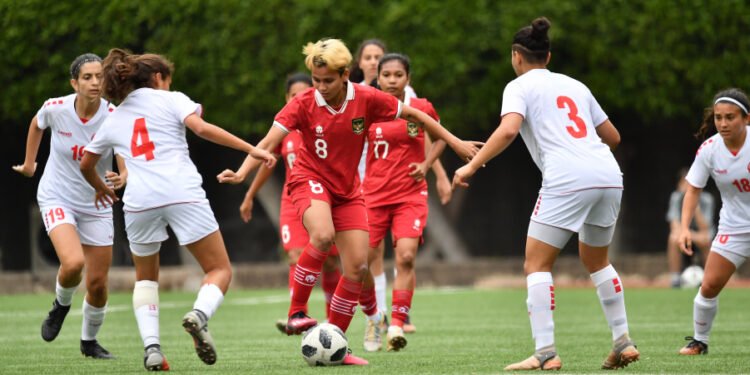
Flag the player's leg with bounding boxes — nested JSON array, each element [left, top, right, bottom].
[[332, 228, 370, 365], [370, 241, 388, 316], [388, 236, 418, 352], [321, 247, 341, 319], [680, 236, 743, 355], [80, 244, 114, 359], [361, 206, 389, 351], [42, 212, 84, 342], [126, 209, 170, 371]]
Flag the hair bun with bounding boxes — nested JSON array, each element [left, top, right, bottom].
[[531, 17, 551, 36]]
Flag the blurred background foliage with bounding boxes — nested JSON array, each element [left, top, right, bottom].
[[2, 0, 750, 269], [3, 0, 749, 135]]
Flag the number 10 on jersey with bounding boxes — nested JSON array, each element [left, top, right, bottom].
[[131, 118, 155, 160]]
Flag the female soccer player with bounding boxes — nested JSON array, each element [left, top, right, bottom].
[[677, 88, 750, 355], [359, 53, 452, 353], [236, 73, 342, 331], [219, 38, 479, 365], [452, 18, 639, 371], [80, 48, 275, 371], [13, 53, 124, 359]]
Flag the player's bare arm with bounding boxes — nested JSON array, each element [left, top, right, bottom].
[[400, 105, 481, 162], [80, 151, 118, 210], [217, 125, 286, 184], [678, 184, 702, 256], [12, 115, 43, 177]]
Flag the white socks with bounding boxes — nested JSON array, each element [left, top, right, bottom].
[[527, 272, 555, 352], [374, 273, 387, 314], [55, 280, 76, 306], [81, 299, 106, 341], [693, 291, 718, 343], [133, 280, 160, 348], [591, 264, 629, 341], [193, 284, 224, 320]]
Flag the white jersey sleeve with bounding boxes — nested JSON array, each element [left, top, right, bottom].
[[685, 140, 713, 189], [169, 91, 202, 124]]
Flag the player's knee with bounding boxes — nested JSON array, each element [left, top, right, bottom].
[[61, 258, 85, 276], [309, 230, 335, 250], [699, 280, 721, 298], [397, 252, 416, 270]]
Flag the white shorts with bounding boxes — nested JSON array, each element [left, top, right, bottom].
[[40, 205, 113, 246], [528, 188, 622, 248], [124, 201, 219, 257], [710, 233, 750, 268]]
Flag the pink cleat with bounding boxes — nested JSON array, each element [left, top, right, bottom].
[[286, 311, 317, 335], [342, 349, 369, 365]]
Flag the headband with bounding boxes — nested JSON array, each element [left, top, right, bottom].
[[715, 97, 749, 114], [70, 54, 102, 79]]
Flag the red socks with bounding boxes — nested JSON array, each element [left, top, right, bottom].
[[288, 244, 327, 316], [391, 289, 413, 327], [328, 276, 362, 332]]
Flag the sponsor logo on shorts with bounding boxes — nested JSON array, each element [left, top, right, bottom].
[[412, 219, 421, 231]]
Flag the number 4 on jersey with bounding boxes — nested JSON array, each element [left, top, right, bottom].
[[131, 118, 155, 160]]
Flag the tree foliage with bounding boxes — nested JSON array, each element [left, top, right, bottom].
[[2, 0, 749, 135]]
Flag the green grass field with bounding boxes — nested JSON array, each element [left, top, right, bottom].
[[1, 286, 748, 374]]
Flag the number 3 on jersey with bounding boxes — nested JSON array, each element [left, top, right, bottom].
[[131, 118, 156, 160], [556, 96, 587, 139]]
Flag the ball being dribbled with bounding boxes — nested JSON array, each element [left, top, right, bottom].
[[300, 323, 348, 366], [680, 265, 704, 289]]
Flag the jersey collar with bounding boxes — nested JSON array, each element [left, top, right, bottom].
[[314, 81, 355, 115]]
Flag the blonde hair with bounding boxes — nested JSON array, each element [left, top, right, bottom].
[[303, 39, 352, 74]]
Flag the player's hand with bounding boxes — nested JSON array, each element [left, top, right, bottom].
[[240, 197, 253, 223], [105, 170, 127, 190], [452, 140, 484, 162], [94, 185, 118, 210], [408, 162, 429, 182], [452, 164, 477, 190], [12, 162, 37, 177], [251, 148, 277, 168], [217, 169, 245, 185], [436, 175, 452, 205], [678, 228, 694, 256]]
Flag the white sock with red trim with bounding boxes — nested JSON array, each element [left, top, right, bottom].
[[527, 272, 555, 352], [591, 264, 629, 341]]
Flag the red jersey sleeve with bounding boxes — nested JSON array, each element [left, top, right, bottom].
[[367, 87, 402, 124], [273, 96, 304, 133]]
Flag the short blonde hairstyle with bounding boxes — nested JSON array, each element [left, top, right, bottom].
[[303, 38, 352, 74]]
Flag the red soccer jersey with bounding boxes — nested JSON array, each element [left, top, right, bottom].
[[363, 96, 439, 207], [273, 83, 402, 200]]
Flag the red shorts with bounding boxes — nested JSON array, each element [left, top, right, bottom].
[[366, 200, 428, 248], [288, 178, 368, 233]]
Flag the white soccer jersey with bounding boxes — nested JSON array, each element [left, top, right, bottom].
[[85, 88, 206, 212], [36, 94, 115, 216], [501, 69, 622, 194], [686, 128, 750, 234]]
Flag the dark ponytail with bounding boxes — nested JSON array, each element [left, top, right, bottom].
[[512, 17, 551, 64], [101, 48, 174, 103]]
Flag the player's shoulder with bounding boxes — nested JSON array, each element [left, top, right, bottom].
[[40, 93, 75, 113], [695, 133, 721, 156], [408, 97, 433, 111]]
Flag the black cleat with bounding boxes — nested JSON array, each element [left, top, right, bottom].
[[41, 299, 71, 342], [81, 339, 115, 359]]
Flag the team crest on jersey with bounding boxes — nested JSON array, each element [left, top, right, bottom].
[[352, 117, 365, 135], [407, 122, 418, 137]]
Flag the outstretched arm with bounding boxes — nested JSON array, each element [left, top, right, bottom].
[[184, 114, 276, 169], [12, 116, 44, 177], [217, 125, 287, 184], [400, 105, 481, 163], [452, 113, 523, 189]]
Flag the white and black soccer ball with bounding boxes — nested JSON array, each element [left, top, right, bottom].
[[681, 265, 704, 288], [300, 323, 348, 366]]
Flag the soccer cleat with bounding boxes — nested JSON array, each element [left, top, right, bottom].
[[275, 319, 287, 334], [144, 345, 170, 371], [182, 309, 217, 365], [41, 299, 71, 342], [342, 348, 369, 365], [285, 311, 317, 336], [504, 351, 562, 371], [363, 312, 387, 352], [386, 325, 407, 352], [679, 336, 708, 355], [81, 339, 115, 359], [602, 334, 640, 369]]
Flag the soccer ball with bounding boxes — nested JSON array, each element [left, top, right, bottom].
[[680, 265, 704, 288], [300, 323, 348, 366]]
